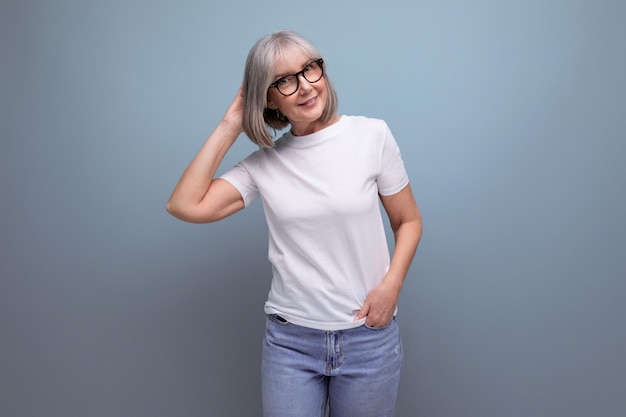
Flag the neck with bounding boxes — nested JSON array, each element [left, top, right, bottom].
[[291, 115, 340, 136]]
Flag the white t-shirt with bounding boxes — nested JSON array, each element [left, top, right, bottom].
[[220, 115, 409, 330]]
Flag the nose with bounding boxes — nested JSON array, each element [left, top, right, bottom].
[[297, 73, 313, 93]]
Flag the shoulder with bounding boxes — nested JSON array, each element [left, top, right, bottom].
[[342, 115, 389, 130], [341, 116, 392, 144], [235, 148, 263, 173], [243, 129, 291, 162]]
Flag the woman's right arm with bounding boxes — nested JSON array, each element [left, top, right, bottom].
[[166, 87, 246, 223]]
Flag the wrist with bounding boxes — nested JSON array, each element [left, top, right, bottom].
[[217, 119, 243, 139], [382, 273, 404, 293]]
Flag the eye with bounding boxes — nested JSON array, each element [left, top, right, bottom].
[[277, 75, 294, 85]]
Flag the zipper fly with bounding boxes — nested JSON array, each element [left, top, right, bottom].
[[325, 331, 344, 375]]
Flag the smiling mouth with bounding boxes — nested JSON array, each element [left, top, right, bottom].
[[299, 97, 317, 106]]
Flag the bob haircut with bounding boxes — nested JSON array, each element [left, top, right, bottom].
[[242, 30, 339, 148]]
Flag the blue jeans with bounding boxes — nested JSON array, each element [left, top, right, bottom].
[[262, 314, 403, 417]]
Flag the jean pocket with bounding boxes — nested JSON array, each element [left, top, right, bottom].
[[364, 317, 395, 331]]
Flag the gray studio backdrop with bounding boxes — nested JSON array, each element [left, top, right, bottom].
[[2, 1, 625, 416]]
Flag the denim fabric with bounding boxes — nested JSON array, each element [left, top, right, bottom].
[[262, 314, 403, 417]]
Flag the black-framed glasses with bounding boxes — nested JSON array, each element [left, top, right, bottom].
[[269, 59, 324, 96]]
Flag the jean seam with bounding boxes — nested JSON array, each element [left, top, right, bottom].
[[364, 317, 395, 331]]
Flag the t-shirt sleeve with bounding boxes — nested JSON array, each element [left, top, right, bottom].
[[377, 123, 410, 196], [219, 152, 260, 207]]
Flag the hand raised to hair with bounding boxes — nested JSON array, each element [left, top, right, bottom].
[[221, 85, 244, 135]]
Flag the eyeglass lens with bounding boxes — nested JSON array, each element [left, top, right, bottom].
[[275, 61, 323, 96]]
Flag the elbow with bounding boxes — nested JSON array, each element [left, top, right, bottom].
[[165, 199, 222, 224], [165, 199, 185, 220], [393, 216, 423, 245], [412, 211, 423, 242], [415, 218, 423, 243], [165, 199, 197, 223], [405, 217, 423, 239]]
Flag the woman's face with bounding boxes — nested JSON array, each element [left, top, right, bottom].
[[267, 47, 329, 136]]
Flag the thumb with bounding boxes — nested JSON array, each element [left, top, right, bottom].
[[355, 300, 371, 321]]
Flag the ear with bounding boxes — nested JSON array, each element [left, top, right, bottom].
[[267, 99, 277, 110]]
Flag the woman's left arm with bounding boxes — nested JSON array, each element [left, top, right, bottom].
[[356, 183, 422, 327]]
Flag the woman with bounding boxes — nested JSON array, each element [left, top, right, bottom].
[[167, 30, 422, 417]]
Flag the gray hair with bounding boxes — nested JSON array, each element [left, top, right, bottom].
[[242, 30, 339, 147]]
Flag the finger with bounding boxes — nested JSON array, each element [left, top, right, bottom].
[[355, 301, 370, 321]]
